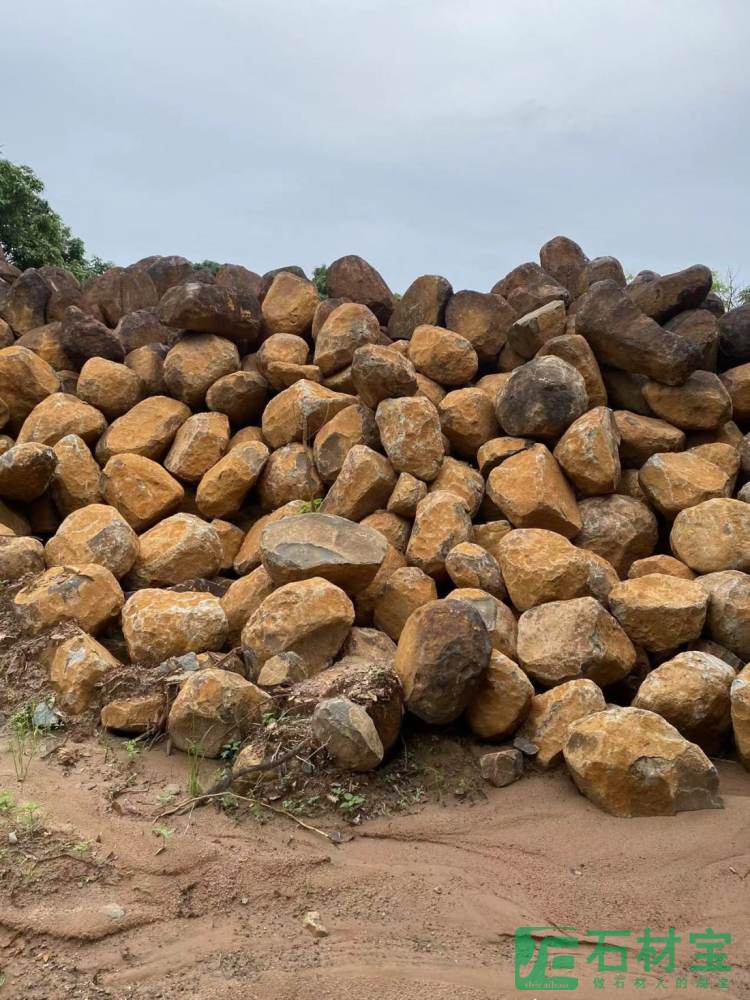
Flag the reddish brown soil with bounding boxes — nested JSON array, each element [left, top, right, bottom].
[[1, 736, 749, 1000]]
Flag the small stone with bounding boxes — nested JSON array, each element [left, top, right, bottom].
[[18, 393, 106, 448], [95, 396, 190, 463], [220, 566, 275, 646], [320, 445, 396, 521], [257, 444, 324, 511], [564, 706, 722, 816], [262, 379, 355, 450], [614, 410, 686, 466], [628, 555, 694, 580], [0, 536, 45, 580], [387, 473, 427, 518], [478, 748, 524, 787], [507, 300, 566, 358], [101, 694, 165, 734], [492, 262, 569, 318], [445, 542, 504, 597], [76, 358, 142, 419], [256, 651, 308, 687], [438, 388, 499, 457], [302, 910, 329, 939], [47, 630, 119, 714], [312, 404, 379, 484], [608, 574, 708, 652], [387, 274, 452, 341], [394, 598, 491, 724], [429, 457, 485, 517], [122, 589, 228, 666]]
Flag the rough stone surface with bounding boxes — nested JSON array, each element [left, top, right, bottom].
[[478, 748, 524, 787], [100, 454, 184, 531], [608, 574, 707, 652], [122, 589, 228, 666], [48, 630, 119, 715], [486, 444, 581, 538], [167, 668, 270, 757], [406, 491, 473, 579], [320, 445, 396, 521], [639, 452, 730, 518], [576, 494, 658, 576], [376, 396, 444, 482], [670, 498, 750, 573], [518, 678, 606, 769], [45, 503, 139, 579], [126, 513, 223, 588], [497, 356, 587, 439], [14, 564, 124, 635], [553, 407, 621, 496], [312, 696, 385, 771], [466, 652, 533, 740], [394, 598, 491, 724], [731, 665, 750, 769]]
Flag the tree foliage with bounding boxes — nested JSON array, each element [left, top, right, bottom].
[[312, 264, 329, 298], [192, 260, 221, 275], [0, 158, 110, 283], [712, 269, 750, 311]]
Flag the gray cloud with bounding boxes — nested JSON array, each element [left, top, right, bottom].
[[2, 0, 749, 293]]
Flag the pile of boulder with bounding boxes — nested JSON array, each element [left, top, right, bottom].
[[1, 238, 749, 818]]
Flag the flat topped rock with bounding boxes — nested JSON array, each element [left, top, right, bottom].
[[260, 512, 388, 592]]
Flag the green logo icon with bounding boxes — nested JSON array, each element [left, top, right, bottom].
[[514, 926, 579, 990]]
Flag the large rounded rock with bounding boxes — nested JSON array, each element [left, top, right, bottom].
[[260, 513, 387, 592], [313, 303, 382, 376], [540, 235, 588, 298], [429, 457, 485, 517], [438, 388, 499, 457], [126, 513, 223, 588], [394, 598, 491, 724], [372, 565, 437, 640], [445, 542, 504, 597], [608, 574, 707, 652], [670, 498, 750, 573], [492, 262, 568, 318], [241, 577, 354, 673], [375, 396, 444, 482], [350, 344, 417, 411], [632, 651, 734, 753], [517, 678, 606, 769], [553, 407, 621, 496], [517, 596, 635, 688], [497, 356, 587, 439], [406, 491, 473, 579], [262, 379, 355, 449], [326, 255, 394, 324], [164, 412, 230, 483], [444, 289, 513, 363], [233, 500, 307, 575], [642, 371, 731, 431], [163, 334, 240, 408], [45, 504, 139, 579], [206, 369, 267, 424], [627, 265, 713, 323], [261, 272, 319, 337], [563, 706, 721, 816], [122, 589, 228, 666], [0, 346, 60, 431], [50, 435, 102, 516], [100, 453, 184, 531], [167, 669, 270, 757], [76, 358, 142, 419], [18, 393, 106, 447], [731, 665, 750, 769], [537, 333, 607, 408], [159, 281, 259, 344], [312, 696, 384, 771], [496, 529, 588, 612], [13, 564, 124, 635], [487, 445, 581, 539], [319, 445, 396, 521], [95, 396, 190, 463], [256, 443, 324, 511], [507, 299, 566, 358], [465, 651, 533, 740], [695, 570, 750, 661], [387, 274, 452, 341], [445, 588, 517, 659], [313, 403, 379, 485], [614, 410, 686, 465], [639, 452, 730, 518], [0, 537, 46, 581], [195, 441, 269, 518], [47, 630, 120, 715], [0, 443, 57, 501], [576, 494, 658, 577], [407, 324, 478, 386]]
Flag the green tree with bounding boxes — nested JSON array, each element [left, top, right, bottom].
[[193, 259, 221, 275], [712, 268, 750, 311], [312, 264, 329, 298], [0, 158, 110, 282]]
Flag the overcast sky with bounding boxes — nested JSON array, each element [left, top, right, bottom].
[[3, 0, 749, 293]]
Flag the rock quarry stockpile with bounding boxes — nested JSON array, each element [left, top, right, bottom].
[[1, 238, 750, 817]]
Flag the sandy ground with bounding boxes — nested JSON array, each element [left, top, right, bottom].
[[0, 738, 748, 1000]]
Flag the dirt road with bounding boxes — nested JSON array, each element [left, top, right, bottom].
[[1, 741, 748, 1000]]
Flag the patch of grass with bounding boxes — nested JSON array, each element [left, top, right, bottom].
[[219, 739, 241, 763], [152, 824, 174, 843], [0, 791, 14, 814], [329, 785, 367, 815], [8, 704, 40, 782], [16, 801, 43, 835], [124, 738, 142, 763], [299, 498, 323, 514], [186, 741, 205, 798]]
